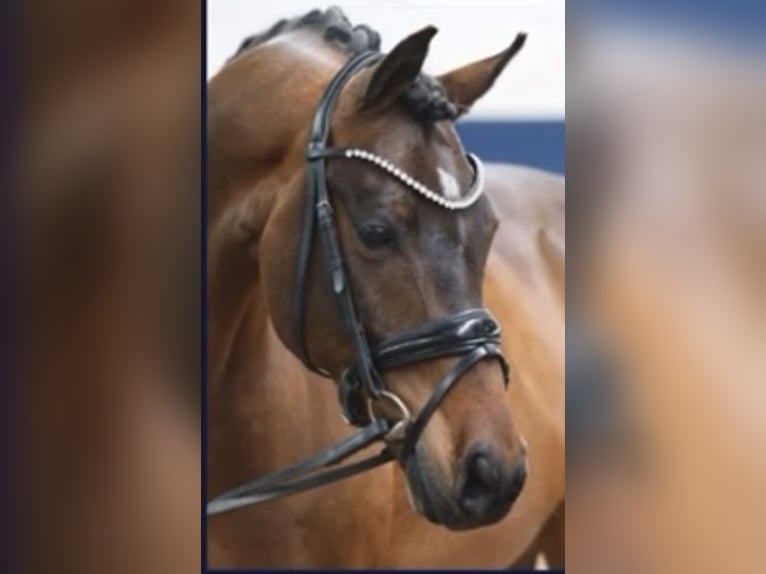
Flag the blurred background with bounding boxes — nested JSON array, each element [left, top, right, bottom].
[[207, 0, 565, 174], [16, 1, 201, 573], [568, 2, 766, 573]]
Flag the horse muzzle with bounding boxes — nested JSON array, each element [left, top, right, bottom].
[[403, 443, 527, 531]]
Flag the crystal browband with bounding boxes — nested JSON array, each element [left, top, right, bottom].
[[343, 148, 485, 211]]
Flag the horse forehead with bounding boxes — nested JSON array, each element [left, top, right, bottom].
[[437, 167, 461, 201], [364, 122, 469, 195]]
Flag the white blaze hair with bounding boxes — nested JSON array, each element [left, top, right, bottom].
[[437, 167, 461, 201]]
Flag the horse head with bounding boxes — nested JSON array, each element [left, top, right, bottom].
[[208, 8, 528, 530]]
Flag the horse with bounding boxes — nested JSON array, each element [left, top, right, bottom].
[[567, 27, 766, 573], [17, 0, 201, 572], [206, 8, 564, 568]]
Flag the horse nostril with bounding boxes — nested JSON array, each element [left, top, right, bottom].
[[457, 449, 527, 525], [460, 451, 501, 509]]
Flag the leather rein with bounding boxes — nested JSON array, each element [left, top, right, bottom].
[[207, 51, 510, 517]]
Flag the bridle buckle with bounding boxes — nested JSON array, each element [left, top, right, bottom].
[[367, 390, 411, 443], [384, 418, 409, 444]]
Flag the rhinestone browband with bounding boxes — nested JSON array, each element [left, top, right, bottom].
[[343, 148, 485, 211]]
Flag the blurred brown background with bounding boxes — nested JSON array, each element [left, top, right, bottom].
[[17, 1, 201, 572], [567, 18, 766, 574]]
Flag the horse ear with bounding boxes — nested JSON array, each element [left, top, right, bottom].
[[437, 32, 527, 117], [361, 26, 438, 112]]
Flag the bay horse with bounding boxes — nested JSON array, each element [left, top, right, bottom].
[[207, 8, 564, 568]]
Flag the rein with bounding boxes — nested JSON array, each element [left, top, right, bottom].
[[207, 51, 509, 517]]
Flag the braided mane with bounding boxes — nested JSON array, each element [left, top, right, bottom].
[[232, 6, 458, 124]]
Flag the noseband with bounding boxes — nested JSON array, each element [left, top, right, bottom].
[[207, 51, 510, 516]]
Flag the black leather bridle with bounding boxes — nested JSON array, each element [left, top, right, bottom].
[[207, 51, 510, 517]]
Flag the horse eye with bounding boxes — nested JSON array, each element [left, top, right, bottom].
[[358, 222, 395, 249]]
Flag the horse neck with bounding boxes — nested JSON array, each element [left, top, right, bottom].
[[206, 41, 362, 483], [206, 41, 346, 389], [207, 275, 360, 505]]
